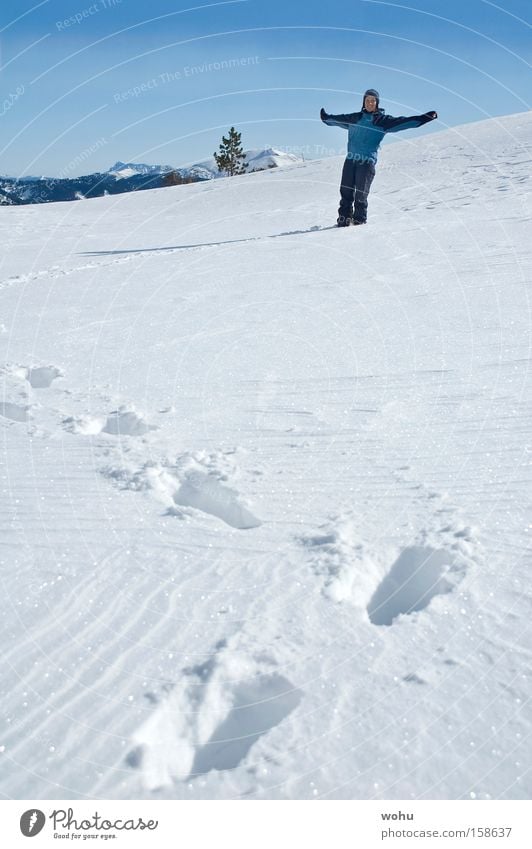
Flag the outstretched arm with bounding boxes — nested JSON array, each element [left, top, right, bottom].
[[378, 111, 437, 133], [320, 107, 358, 130]]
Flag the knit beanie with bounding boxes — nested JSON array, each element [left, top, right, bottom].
[[363, 88, 380, 108]]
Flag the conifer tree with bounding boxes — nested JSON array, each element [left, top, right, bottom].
[[214, 126, 246, 176]]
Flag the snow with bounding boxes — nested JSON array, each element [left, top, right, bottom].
[[0, 111, 531, 801]]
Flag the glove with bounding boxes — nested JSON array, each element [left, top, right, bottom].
[[424, 110, 437, 120], [320, 107, 328, 121]]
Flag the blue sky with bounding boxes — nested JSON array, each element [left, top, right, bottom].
[[1, 0, 530, 176]]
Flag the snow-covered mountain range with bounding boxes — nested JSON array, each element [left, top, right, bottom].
[[0, 148, 303, 205], [1, 111, 531, 801], [110, 148, 301, 181], [188, 147, 303, 179], [107, 160, 175, 179]]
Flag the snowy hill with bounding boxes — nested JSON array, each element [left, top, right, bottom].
[[0, 111, 531, 801], [244, 145, 302, 171]]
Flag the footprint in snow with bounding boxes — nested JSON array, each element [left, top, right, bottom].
[[367, 545, 461, 626], [102, 409, 157, 436], [188, 674, 300, 778], [26, 366, 62, 388], [0, 402, 30, 422], [126, 645, 301, 790], [63, 408, 156, 437], [303, 507, 475, 619], [102, 450, 261, 529], [171, 470, 261, 530], [1, 363, 62, 388]]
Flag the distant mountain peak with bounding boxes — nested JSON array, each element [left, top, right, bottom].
[[107, 161, 174, 179]]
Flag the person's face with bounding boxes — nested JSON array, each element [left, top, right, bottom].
[[364, 95, 377, 112]]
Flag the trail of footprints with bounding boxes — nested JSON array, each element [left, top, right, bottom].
[[124, 509, 475, 790], [0, 364, 63, 421], [2, 360, 480, 788], [1, 362, 262, 528], [0, 363, 157, 434]]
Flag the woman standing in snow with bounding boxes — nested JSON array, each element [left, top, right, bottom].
[[320, 89, 437, 226]]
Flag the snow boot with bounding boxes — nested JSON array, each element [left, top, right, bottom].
[[336, 215, 353, 227]]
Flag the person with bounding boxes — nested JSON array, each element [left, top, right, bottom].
[[320, 89, 437, 226]]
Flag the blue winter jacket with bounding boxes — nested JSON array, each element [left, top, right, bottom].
[[321, 107, 434, 165]]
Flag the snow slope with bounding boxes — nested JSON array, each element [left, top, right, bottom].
[[0, 112, 531, 801]]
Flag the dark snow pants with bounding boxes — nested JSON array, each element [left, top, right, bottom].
[[338, 157, 376, 224]]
